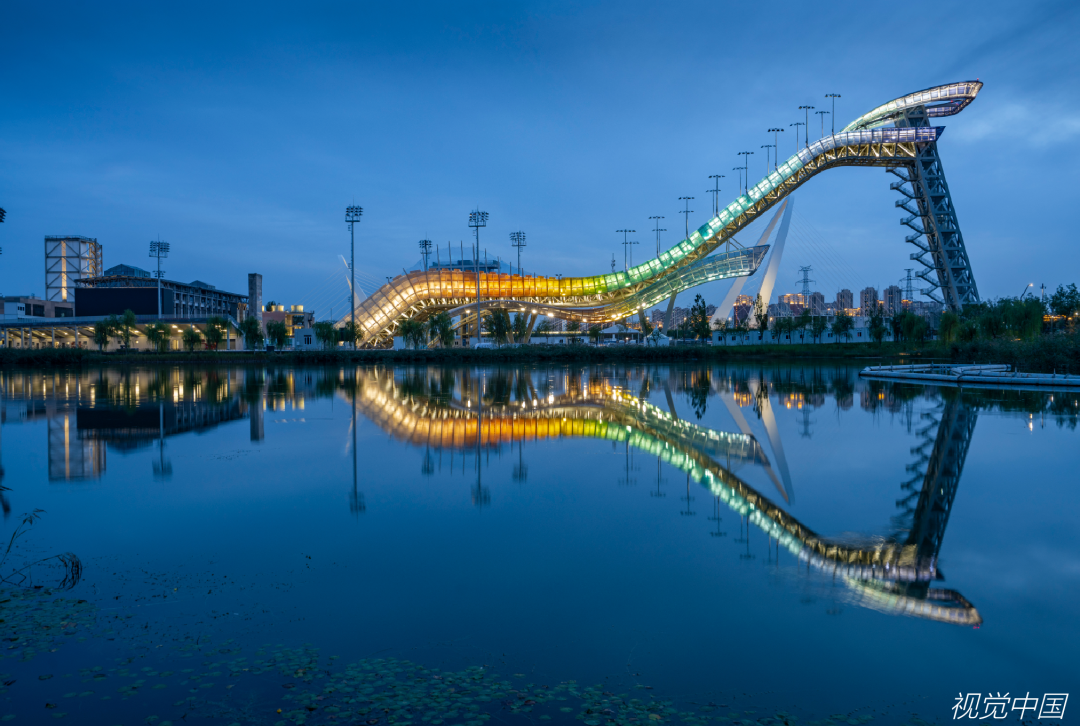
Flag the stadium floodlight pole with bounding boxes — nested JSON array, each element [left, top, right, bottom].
[[707, 176, 724, 216], [648, 216, 666, 256], [816, 110, 829, 140], [345, 206, 363, 345], [148, 239, 170, 319], [510, 231, 526, 274], [760, 145, 774, 176], [798, 106, 815, 147], [468, 209, 489, 341], [790, 122, 805, 151], [419, 239, 432, 271], [767, 129, 784, 169], [825, 94, 841, 134], [616, 229, 636, 271], [677, 198, 694, 238], [736, 152, 753, 193], [732, 167, 746, 196], [625, 239, 639, 269]]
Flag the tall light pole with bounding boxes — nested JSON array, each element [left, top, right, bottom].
[[346, 206, 363, 343], [798, 106, 815, 147], [760, 145, 774, 176], [825, 94, 841, 134], [419, 239, 432, 271], [677, 197, 694, 238], [815, 110, 829, 140], [616, 229, 636, 271], [790, 122, 805, 151], [707, 176, 724, 216], [510, 231, 526, 274], [732, 166, 746, 195], [767, 128, 784, 169], [624, 239, 639, 270], [649, 216, 666, 256], [469, 209, 488, 342], [149, 240, 169, 319], [737, 152, 754, 193]]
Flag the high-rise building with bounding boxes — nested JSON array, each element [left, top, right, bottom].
[[808, 291, 826, 315], [778, 293, 806, 315], [836, 289, 853, 310], [883, 285, 904, 315], [45, 236, 102, 303], [732, 295, 754, 326], [859, 287, 879, 316], [248, 273, 263, 323]]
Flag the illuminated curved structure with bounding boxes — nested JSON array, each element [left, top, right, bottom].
[[352, 81, 982, 346], [352, 372, 981, 626]]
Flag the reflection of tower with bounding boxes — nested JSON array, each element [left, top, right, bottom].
[[152, 403, 173, 480], [649, 456, 666, 498], [422, 447, 435, 476], [512, 438, 527, 483], [471, 382, 489, 509], [350, 390, 365, 516], [250, 400, 264, 441], [679, 471, 695, 516], [797, 407, 814, 438], [618, 438, 638, 486], [708, 495, 725, 537], [47, 413, 105, 481]]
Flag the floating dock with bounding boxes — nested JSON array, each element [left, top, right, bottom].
[[859, 364, 1080, 389]]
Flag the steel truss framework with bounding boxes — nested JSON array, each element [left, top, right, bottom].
[[350, 82, 983, 346]]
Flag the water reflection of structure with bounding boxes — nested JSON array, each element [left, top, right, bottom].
[[354, 368, 983, 627]]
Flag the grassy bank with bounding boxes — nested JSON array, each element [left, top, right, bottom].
[[2, 334, 1076, 371]]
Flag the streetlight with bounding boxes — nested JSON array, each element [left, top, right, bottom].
[[790, 122, 805, 151], [1019, 283, 1033, 300], [798, 106, 815, 147], [616, 229, 636, 271], [815, 110, 829, 141], [737, 152, 754, 193], [825, 94, 841, 134], [149, 239, 170, 319], [767, 128, 784, 169], [624, 239, 639, 270], [760, 145, 774, 176], [707, 176, 724, 216], [677, 197, 694, 238], [510, 231, 526, 274], [346, 205, 363, 343], [419, 239, 432, 271], [649, 216, 666, 256], [469, 209, 489, 341]]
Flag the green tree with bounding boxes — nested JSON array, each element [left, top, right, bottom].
[[566, 319, 581, 344], [93, 319, 113, 351], [795, 309, 812, 340], [144, 321, 170, 353], [181, 326, 203, 352], [938, 311, 960, 343], [398, 318, 427, 349], [689, 294, 712, 341], [773, 317, 790, 344], [426, 312, 455, 347], [752, 294, 769, 341], [1049, 283, 1079, 328], [119, 309, 137, 349], [266, 320, 289, 348], [900, 312, 928, 343], [868, 304, 888, 343], [339, 321, 360, 348], [313, 321, 336, 349], [511, 313, 528, 343], [830, 309, 853, 343], [482, 309, 511, 346], [588, 323, 603, 345], [810, 315, 828, 343], [535, 318, 555, 334], [239, 316, 265, 350], [640, 317, 654, 339], [204, 316, 227, 350]]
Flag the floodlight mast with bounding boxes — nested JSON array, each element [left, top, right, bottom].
[[815, 110, 829, 140], [468, 209, 488, 343], [419, 239, 433, 271], [825, 94, 841, 134], [678, 197, 694, 238], [510, 231, 526, 274], [737, 152, 753, 193], [148, 239, 170, 319], [760, 145, 774, 175], [707, 176, 724, 216], [767, 128, 784, 169], [648, 216, 666, 256], [346, 206, 363, 346], [790, 121, 805, 151], [616, 229, 636, 271], [798, 105, 815, 147]]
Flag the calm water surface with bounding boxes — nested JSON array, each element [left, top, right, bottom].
[[1, 363, 1077, 725]]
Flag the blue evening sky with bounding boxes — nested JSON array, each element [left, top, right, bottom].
[[1, 1, 1077, 316]]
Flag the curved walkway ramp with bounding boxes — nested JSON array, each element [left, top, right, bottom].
[[349, 374, 981, 626], [351, 81, 982, 345]]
